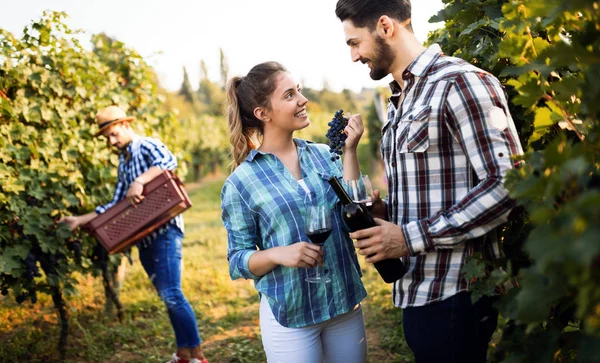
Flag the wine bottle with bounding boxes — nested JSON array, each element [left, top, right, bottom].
[[328, 177, 406, 283]]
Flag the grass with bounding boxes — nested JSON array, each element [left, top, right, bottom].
[[0, 158, 414, 362]]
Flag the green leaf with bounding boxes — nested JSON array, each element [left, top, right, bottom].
[[41, 105, 53, 121], [1, 98, 14, 117], [461, 256, 487, 280], [533, 107, 554, 129], [2, 180, 25, 193], [0, 245, 30, 274], [459, 19, 487, 37]]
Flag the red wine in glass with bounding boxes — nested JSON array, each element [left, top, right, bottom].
[[306, 228, 332, 246], [305, 205, 332, 283]]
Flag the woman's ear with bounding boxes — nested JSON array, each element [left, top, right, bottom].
[[254, 107, 270, 123]]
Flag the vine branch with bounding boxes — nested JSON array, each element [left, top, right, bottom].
[[543, 94, 585, 141]]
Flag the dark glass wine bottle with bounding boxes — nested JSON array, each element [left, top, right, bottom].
[[328, 177, 406, 283]]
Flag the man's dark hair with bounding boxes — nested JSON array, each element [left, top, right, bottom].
[[335, 0, 412, 32]]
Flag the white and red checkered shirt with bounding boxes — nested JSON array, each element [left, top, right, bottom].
[[381, 44, 523, 308]]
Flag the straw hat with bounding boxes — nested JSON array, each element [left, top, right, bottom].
[[94, 106, 136, 136]]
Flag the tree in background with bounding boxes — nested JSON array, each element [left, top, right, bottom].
[[169, 58, 229, 180], [364, 88, 388, 159], [200, 59, 209, 82], [179, 66, 195, 105], [197, 61, 226, 116], [219, 48, 229, 88], [429, 0, 600, 361]]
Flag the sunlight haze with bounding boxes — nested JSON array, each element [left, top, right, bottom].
[[1, 0, 444, 92]]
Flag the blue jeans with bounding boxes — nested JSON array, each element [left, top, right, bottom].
[[402, 291, 498, 363], [138, 224, 201, 348]]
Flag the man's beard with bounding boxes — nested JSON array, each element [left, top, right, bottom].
[[366, 36, 395, 81]]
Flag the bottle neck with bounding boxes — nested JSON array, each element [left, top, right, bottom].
[[328, 177, 353, 205]]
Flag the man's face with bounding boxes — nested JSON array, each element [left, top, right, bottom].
[[101, 123, 132, 150], [342, 20, 396, 80]]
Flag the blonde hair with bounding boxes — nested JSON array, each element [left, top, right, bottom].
[[225, 61, 288, 168]]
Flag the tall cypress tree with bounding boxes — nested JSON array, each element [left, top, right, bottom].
[[178, 66, 195, 104], [219, 48, 229, 89]]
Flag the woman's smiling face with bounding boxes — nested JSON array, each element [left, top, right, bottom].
[[265, 71, 311, 133]]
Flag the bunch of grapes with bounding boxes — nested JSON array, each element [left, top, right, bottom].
[[326, 109, 348, 161], [15, 251, 41, 304], [68, 238, 83, 265]]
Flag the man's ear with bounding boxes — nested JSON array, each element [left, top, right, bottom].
[[254, 107, 270, 123], [376, 15, 395, 38]]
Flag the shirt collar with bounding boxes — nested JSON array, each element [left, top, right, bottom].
[[120, 135, 140, 160], [246, 138, 308, 162], [389, 43, 443, 92]]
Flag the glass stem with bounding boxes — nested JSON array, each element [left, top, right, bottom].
[[314, 264, 322, 279], [317, 246, 326, 278]]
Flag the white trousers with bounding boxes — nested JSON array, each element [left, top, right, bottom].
[[259, 297, 367, 363]]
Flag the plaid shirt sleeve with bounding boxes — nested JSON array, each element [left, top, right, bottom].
[[221, 179, 260, 280], [403, 72, 521, 255], [95, 177, 126, 214], [141, 139, 178, 170]]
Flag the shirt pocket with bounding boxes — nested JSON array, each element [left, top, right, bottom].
[[313, 168, 343, 210], [398, 105, 432, 153]]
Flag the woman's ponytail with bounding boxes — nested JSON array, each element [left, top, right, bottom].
[[226, 76, 254, 168], [224, 61, 288, 169]]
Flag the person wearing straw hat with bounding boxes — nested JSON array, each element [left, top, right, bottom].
[[59, 105, 208, 363]]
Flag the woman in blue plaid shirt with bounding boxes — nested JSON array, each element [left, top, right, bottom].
[[221, 62, 368, 362]]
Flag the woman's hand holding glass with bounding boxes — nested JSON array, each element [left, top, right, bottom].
[[272, 243, 323, 269]]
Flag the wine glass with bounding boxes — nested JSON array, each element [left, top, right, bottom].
[[346, 175, 374, 210], [304, 204, 332, 283]]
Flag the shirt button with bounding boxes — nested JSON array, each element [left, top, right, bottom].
[[391, 161, 397, 167], [392, 124, 398, 130]]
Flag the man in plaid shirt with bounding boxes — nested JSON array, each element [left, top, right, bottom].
[[59, 106, 208, 363], [336, 0, 523, 362]]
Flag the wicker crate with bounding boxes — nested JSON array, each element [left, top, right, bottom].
[[85, 170, 191, 254]]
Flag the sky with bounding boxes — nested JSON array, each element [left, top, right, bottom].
[[0, 0, 445, 93]]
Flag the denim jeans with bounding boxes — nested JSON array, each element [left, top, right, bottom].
[[138, 223, 201, 348], [402, 291, 498, 363]]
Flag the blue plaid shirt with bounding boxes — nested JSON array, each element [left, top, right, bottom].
[[96, 135, 184, 244], [221, 139, 367, 328]]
